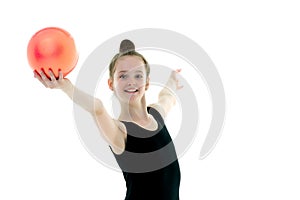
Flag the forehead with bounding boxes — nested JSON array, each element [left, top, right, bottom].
[[115, 55, 145, 72]]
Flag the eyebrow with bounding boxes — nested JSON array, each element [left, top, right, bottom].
[[118, 70, 144, 74]]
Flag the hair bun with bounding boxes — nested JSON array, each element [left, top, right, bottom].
[[119, 39, 135, 53]]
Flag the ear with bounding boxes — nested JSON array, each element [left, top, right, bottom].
[[145, 77, 150, 91], [108, 78, 114, 91]]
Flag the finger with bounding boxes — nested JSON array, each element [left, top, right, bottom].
[[172, 69, 181, 77], [177, 85, 184, 90], [39, 69, 49, 81], [33, 70, 48, 88], [33, 70, 42, 81], [171, 71, 177, 78], [175, 68, 182, 73], [48, 69, 57, 82], [40, 69, 55, 88], [33, 70, 39, 78], [58, 69, 63, 80]]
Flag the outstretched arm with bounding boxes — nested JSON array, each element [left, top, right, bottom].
[[150, 69, 183, 118], [34, 69, 126, 154], [34, 69, 101, 113]]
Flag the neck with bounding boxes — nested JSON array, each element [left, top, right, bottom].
[[118, 96, 149, 122]]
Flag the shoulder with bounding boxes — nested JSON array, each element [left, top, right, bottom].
[[114, 119, 127, 133], [148, 103, 166, 120]]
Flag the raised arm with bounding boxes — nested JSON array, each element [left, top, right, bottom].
[[150, 69, 183, 118], [34, 69, 126, 154]]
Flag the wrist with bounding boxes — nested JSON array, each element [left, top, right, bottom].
[[61, 80, 74, 94]]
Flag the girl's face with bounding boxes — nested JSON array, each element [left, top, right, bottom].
[[108, 55, 149, 104]]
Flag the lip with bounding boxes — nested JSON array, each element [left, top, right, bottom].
[[124, 88, 139, 93]]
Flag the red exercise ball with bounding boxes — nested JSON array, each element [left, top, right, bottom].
[[27, 27, 78, 78]]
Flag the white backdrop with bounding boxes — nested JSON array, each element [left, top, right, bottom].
[[1, 0, 300, 199]]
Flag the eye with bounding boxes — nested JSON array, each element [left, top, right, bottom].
[[135, 74, 143, 79], [119, 74, 128, 79]]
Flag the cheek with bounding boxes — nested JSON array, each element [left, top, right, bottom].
[[114, 79, 125, 90], [138, 78, 147, 85], [138, 79, 145, 85]]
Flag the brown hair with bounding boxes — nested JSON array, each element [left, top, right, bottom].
[[108, 39, 150, 79]]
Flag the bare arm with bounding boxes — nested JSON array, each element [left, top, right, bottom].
[[34, 69, 100, 113], [150, 69, 183, 118], [34, 70, 126, 154]]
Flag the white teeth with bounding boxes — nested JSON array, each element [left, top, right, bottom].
[[125, 89, 138, 92]]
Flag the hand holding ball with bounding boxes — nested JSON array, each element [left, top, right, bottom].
[[27, 27, 78, 78]]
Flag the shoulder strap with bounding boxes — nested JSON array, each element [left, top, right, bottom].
[[147, 106, 165, 126]]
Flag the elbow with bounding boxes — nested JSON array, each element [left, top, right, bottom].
[[93, 99, 104, 116]]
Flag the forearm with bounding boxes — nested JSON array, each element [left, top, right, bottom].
[[155, 80, 177, 117], [159, 79, 177, 104], [61, 82, 103, 114], [159, 91, 176, 107], [34, 70, 104, 115]]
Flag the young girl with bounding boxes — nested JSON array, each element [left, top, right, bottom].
[[34, 39, 183, 200]]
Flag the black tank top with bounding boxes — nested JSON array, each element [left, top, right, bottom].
[[112, 107, 181, 200]]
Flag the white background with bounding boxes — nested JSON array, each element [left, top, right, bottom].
[[1, 0, 300, 199]]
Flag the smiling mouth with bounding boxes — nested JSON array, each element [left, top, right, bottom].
[[124, 89, 139, 93]]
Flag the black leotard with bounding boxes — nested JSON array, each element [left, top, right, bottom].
[[112, 107, 181, 200]]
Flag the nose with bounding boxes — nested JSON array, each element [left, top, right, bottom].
[[127, 76, 136, 86]]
